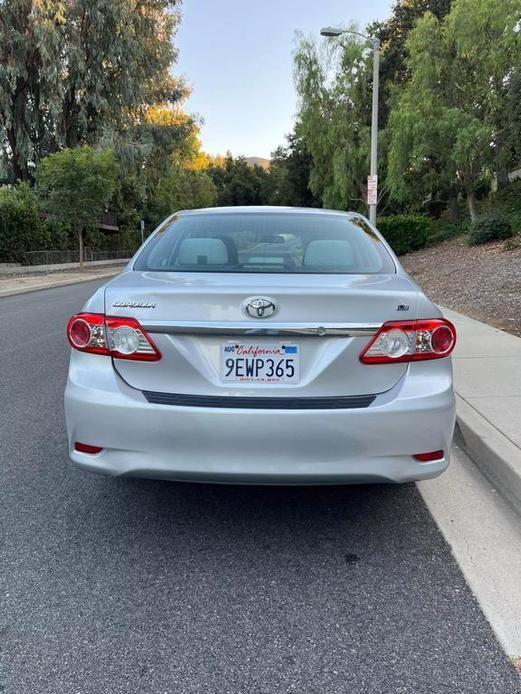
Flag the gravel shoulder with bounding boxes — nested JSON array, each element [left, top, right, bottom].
[[401, 238, 521, 336]]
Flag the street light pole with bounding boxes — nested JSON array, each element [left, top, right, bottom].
[[320, 27, 380, 224], [369, 37, 380, 225]]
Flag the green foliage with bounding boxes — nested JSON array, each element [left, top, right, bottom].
[[114, 229, 142, 253], [293, 2, 456, 216], [483, 180, 521, 235], [507, 70, 521, 167], [429, 218, 467, 244], [294, 31, 376, 212], [208, 155, 270, 207], [4, 0, 521, 261], [0, 183, 50, 262], [370, 0, 453, 126], [147, 165, 216, 226], [267, 129, 319, 207], [36, 147, 118, 230], [467, 214, 514, 245], [486, 180, 521, 217], [377, 214, 432, 255], [0, 1, 185, 179], [43, 219, 70, 250], [35, 146, 118, 261], [388, 0, 521, 221], [99, 106, 206, 232]]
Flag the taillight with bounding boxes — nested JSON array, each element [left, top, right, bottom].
[[360, 319, 456, 364], [66, 313, 161, 361], [105, 316, 161, 361], [67, 313, 108, 355]]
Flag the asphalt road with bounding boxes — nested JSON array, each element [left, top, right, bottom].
[[1, 280, 520, 694]]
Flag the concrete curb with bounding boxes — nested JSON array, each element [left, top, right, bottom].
[[456, 394, 521, 516], [0, 270, 121, 299]]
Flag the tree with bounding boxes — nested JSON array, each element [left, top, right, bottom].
[[0, 1, 62, 179], [0, 0, 185, 180], [147, 166, 216, 225], [267, 128, 319, 207], [208, 155, 270, 207], [370, 0, 453, 124], [291, 3, 457, 215], [506, 69, 521, 170], [387, 0, 521, 221], [35, 146, 118, 263], [0, 183, 50, 262], [137, 106, 202, 207], [96, 103, 201, 230], [294, 30, 378, 212]]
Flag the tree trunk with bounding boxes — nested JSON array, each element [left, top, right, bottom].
[[466, 189, 478, 223], [6, 123, 28, 181], [448, 194, 459, 222], [495, 167, 510, 191], [77, 227, 85, 266]]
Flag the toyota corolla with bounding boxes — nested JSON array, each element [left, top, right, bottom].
[[64, 207, 456, 484]]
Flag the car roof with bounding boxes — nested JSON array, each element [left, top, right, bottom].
[[176, 206, 364, 219]]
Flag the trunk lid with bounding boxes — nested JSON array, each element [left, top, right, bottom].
[[105, 271, 420, 398]]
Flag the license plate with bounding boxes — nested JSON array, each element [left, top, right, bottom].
[[221, 343, 300, 384]]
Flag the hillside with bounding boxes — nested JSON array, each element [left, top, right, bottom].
[[245, 157, 270, 170], [401, 237, 521, 336]]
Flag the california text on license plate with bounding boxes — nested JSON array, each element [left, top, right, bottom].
[[221, 343, 300, 384]]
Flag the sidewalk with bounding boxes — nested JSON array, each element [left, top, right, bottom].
[[443, 307, 521, 513], [0, 257, 131, 276], [0, 264, 126, 298]]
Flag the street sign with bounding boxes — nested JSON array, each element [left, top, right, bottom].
[[367, 175, 378, 206]]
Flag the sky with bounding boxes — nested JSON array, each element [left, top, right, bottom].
[[175, 0, 393, 159]]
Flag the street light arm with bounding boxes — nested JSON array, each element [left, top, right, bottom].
[[320, 26, 379, 48], [344, 29, 371, 42]]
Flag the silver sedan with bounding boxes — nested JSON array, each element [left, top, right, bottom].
[[64, 207, 456, 484]]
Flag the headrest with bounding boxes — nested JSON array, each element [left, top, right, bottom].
[[177, 238, 228, 265], [303, 240, 354, 268]]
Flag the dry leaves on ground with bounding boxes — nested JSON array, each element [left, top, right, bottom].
[[401, 238, 521, 337]]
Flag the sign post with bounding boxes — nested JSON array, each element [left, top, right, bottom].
[[367, 174, 378, 213]]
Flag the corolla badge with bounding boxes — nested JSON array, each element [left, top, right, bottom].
[[112, 301, 156, 309], [243, 297, 277, 319]]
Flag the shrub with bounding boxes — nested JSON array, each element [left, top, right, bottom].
[[376, 214, 432, 256], [503, 233, 521, 251], [43, 219, 70, 250], [486, 180, 521, 217], [429, 218, 468, 244], [467, 214, 514, 245], [0, 183, 50, 262], [508, 210, 521, 235]]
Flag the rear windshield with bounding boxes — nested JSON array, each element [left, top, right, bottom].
[[134, 212, 395, 274]]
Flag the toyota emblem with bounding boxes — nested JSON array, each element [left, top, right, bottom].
[[243, 297, 277, 319]]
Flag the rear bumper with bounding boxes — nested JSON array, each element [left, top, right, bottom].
[[64, 355, 455, 484]]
